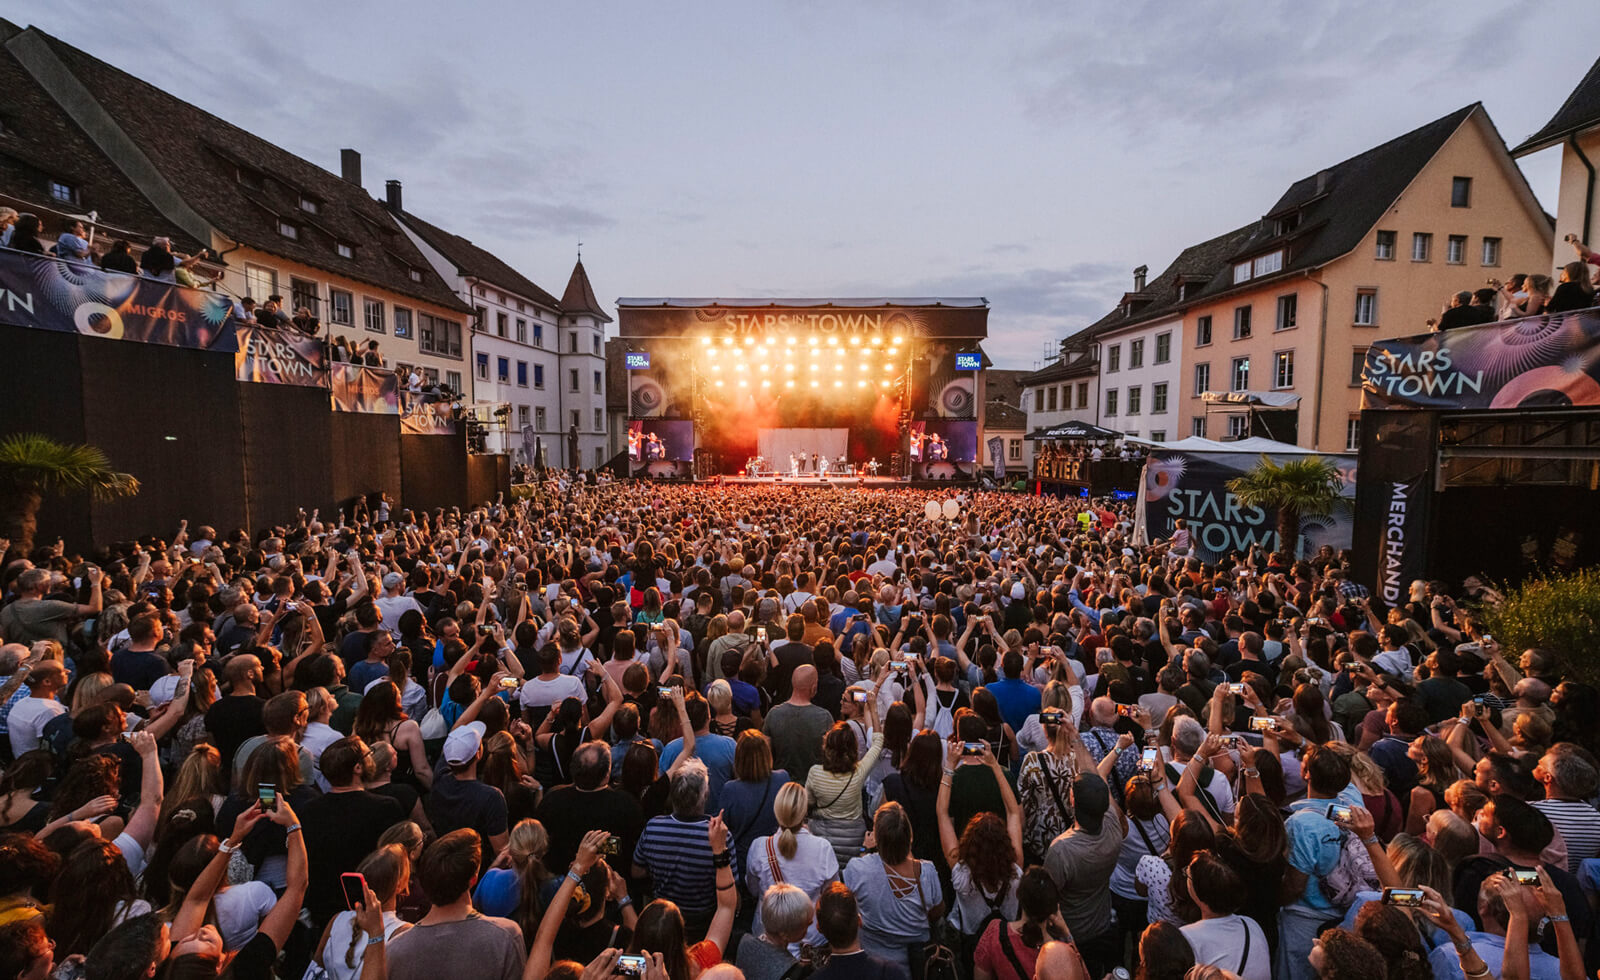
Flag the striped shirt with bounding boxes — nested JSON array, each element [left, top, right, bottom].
[[1532, 798, 1600, 873], [633, 815, 734, 915]]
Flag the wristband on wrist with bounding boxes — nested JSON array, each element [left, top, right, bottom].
[[365, 935, 385, 947], [711, 851, 733, 868], [1548, 913, 1570, 923], [566, 869, 583, 886], [218, 839, 241, 855], [286, 823, 303, 834]]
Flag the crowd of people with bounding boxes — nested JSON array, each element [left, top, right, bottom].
[[0, 477, 1593, 980], [1429, 235, 1598, 330]]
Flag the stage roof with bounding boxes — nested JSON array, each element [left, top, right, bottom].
[[616, 298, 989, 340]]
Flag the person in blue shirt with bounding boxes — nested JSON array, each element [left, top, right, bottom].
[[1425, 873, 1565, 980], [983, 651, 1041, 734], [659, 690, 737, 813]]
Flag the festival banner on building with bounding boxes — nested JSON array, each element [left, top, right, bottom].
[[1137, 451, 1356, 561], [617, 300, 988, 340], [400, 398, 456, 435], [1362, 310, 1600, 410], [329, 362, 400, 414], [234, 323, 327, 387], [988, 436, 1006, 480], [0, 251, 236, 351]]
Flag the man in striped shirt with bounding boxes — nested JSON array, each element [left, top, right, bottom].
[[632, 757, 734, 938], [1533, 744, 1600, 873]]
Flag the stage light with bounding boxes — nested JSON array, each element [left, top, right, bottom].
[[701, 336, 712, 346], [810, 380, 819, 388], [760, 379, 770, 388], [715, 379, 725, 387], [827, 336, 838, 346], [809, 362, 818, 371], [785, 336, 796, 346], [848, 336, 860, 346], [733, 348, 743, 358], [785, 379, 795, 388], [880, 379, 891, 388], [737, 379, 747, 387], [759, 363, 769, 373], [882, 362, 893, 372], [784, 363, 795, 373], [743, 336, 754, 346], [711, 363, 721, 372], [857, 380, 867, 388], [723, 337, 733, 346], [808, 337, 818, 347], [833, 380, 843, 387], [834, 362, 843, 371], [889, 346, 899, 355]]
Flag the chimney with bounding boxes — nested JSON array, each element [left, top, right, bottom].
[[340, 148, 362, 186], [385, 179, 403, 213], [1314, 168, 1332, 195], [1132, 265, 1148, 292]]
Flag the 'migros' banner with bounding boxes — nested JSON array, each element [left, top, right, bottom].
[[329, 363, 399, 414], [0, 251, 236, 351], [1139, 451, 1356, 561], [1362, 309, 1600, 410], [235, 323, 327, 387]]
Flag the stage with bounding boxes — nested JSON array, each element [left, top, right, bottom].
[[713, 474, 904, 488]]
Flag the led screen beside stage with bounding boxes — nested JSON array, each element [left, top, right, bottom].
[[909, 420, 977, 480], [629, 419, 694, 477]]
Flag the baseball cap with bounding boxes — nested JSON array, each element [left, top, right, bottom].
[[1011, 582, 1027, 600], [442, 721, 486, 766], [148, 674, 182, 707]]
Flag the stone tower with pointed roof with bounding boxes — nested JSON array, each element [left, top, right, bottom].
[[555, 257, 610, 470]]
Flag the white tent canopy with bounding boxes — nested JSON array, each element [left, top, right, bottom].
[[1123, 436, 1334, 455]]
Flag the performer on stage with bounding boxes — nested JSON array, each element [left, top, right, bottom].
[[866, 457, 880, 475], [926, 433, 947, 462], [644, 433, 665, 461], [835, 453, 848, 475], [811, 452, 820, 475], [789, 452, 799, 478]]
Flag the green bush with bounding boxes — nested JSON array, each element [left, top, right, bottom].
[[1480, 567, 1600, 687]]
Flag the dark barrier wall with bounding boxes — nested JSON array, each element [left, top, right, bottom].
[[401, 433, 469, 514], [331, 413, 402, 515], [79, 340, 249, 547], [240, 383, 334, 529], [1351, 411, 1439, 603], [466, 454, 510, 507], [0, 325, 93, 549]]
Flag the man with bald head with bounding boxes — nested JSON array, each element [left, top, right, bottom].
[[766, 664, 833, 777]]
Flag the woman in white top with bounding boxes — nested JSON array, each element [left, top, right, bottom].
[[936, 744, 1022, 942], [806, 717, 886, 864], [1179, 852, 1269, 980], [745, 783, 839, 950], [312, 843, 413, 980]]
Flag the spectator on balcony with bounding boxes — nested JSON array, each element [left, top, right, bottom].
[[0, 207, 16, 246], [7, 214, 44, 254], [363, 340, 384, 368], [54, 222, 91, 268], [292, 306, 322, 337], [1547, 260, 1596, 314], [329, 336, 351, 363], [99, 239, 137, 275], [1433, 291, 1491, 330], [257, 295, 289, 329], [140, 236, 177, 280]]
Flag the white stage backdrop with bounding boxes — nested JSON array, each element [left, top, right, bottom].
[[757, 428, 848, 466]]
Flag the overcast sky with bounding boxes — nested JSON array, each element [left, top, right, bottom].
[[11, 0, 1593, 368]]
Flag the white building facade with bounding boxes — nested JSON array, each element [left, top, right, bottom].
[[1095, 314, 1183, 443]]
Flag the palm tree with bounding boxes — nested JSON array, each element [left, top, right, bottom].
[[0, 434, 139, 557], [1225, 455, 1346, 559]]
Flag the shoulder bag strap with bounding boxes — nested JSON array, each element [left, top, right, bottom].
[[1035, 753, 1071, 824], [766, 836, 786, 884], [1237, 918, 1252, 975], [997, 923, 1029, 980], [1131, 814, 1158, 856]]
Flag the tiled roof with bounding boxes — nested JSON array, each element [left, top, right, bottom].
[[1079, 223, 1259, 339], [1513, 55, 1600, 155], [396, 210, 560, 309], [1019, 351, 1099, 386], [1186, 104, 1480, 303], [561, 260, 612, 322], [984, 398, 1028, 429], [0, 22, 202, 253], [23, 25, 468, 312], [983, 369, 1028, 409]]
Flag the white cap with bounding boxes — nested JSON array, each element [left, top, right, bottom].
[[442, 721, 486, 766], [1011, 582, 1027, 600], [148, 674, 182, 707]]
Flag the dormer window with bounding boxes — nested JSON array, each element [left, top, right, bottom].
[[277, 219, 299, 240], [407, 268, 423, 283], [1274, 212, 1301, 236], [48, 180, 77, 204], [335, 242, 355, 260], [299, 196, 320, 214], [237, 168, 264, 190]]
